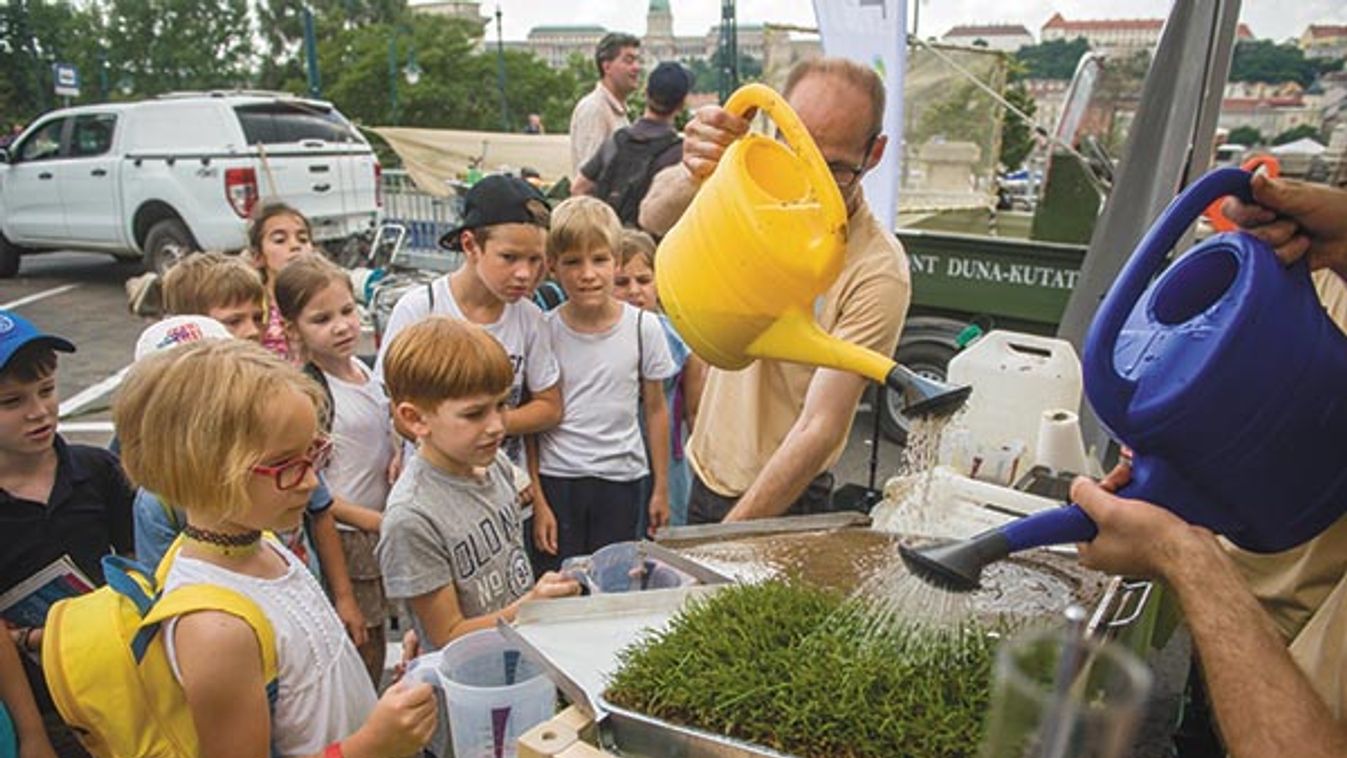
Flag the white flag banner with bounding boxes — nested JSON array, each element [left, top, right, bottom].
[[812, 0, 907, 230]]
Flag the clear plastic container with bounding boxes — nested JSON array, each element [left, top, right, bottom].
[[945, 330, 1083, 475], [436, 629, 556, 758]]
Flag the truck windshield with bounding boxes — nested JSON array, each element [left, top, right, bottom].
[[234, 103, 360, 145]]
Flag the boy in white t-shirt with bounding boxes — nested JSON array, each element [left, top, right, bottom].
[[375, 175, 562, 468], [532, 197, 676, 572]]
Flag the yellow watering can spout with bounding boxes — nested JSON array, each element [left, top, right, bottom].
[[656, 83, 971, 418]]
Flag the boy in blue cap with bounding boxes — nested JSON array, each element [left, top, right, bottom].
[[0, 309, 134, 756]]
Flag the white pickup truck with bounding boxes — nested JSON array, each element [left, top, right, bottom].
[[0, 91, 381, 277]]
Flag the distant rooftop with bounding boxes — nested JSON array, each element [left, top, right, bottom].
[[530, 25, 608, 34], [1305, 25, 1347, 38], [1042, 13, 1253, 39], [943, 23, 1032, 38]]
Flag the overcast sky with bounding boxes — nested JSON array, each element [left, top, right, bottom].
[[451, 1, 1347, 46]]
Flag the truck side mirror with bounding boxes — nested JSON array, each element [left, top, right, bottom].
[[0, 148, 9, 164]]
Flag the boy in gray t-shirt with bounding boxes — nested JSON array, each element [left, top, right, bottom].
[[376, 317, 579, 651]]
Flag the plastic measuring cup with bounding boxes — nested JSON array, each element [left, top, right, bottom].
[[427, 629, 556, 758]]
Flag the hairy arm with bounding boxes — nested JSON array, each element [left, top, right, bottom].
[[724, 368, 868, 521], [638, 165, 700, 237], [1072, 477, 1347, 758]]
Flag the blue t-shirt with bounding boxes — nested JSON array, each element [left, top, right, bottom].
[[132, 475, 333, 572]]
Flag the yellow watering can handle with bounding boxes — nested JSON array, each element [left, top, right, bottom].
[[722, 83, 847, 231]]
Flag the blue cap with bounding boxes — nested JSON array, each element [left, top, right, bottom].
[[0, 310, 75, 371]]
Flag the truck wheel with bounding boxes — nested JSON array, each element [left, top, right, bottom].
[[0, 235, 20, 278], [144, 219, 196, 274], [879, 339, 958, 446]]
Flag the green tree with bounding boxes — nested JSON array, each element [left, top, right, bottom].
[[1013, 37, 1090, 81], [254, 0, 410, 92], [1230, 40, 1319, 87], [1272, 123, 1323, 145], [103, 0, 254, 97], [999, 81, 1036, 169], [1, 1, 106, 119], [1227, 125, 1263, 146]]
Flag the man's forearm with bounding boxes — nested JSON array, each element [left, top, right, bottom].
[[1167, 533, 1347, 758], [724, 414, 836, 521]]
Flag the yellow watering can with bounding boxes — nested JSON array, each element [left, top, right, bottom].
[[656, 83, 969, 416]]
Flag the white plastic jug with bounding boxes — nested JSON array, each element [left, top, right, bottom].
[[944, 331, 1084, 477], [416, 629, 556, 758]]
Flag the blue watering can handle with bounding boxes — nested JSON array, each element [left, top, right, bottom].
[[1001, 504, 1098, 553], [1083, 168, 1256, 417]]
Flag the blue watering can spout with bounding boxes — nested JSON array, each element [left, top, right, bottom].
[[902, 168, 1347, 591]]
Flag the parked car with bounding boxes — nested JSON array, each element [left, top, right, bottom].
[[0, 91, 381, 277]]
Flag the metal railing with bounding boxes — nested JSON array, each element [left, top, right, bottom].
[[379, 169, 464, 271]]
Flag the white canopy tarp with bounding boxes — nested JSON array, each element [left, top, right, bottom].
[[1270, 137, 1326, 156], [373, 127, 571, 197]]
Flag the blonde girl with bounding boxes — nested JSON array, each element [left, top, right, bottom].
[[614, 229, 706, 526], [114, 340, 434, 758], [249, 202, 315, 360], [276, 254, 398, 685]]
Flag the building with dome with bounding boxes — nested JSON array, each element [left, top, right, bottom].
[[507, 1, 764, 71]]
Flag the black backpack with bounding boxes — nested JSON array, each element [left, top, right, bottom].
[[593, 127, 681, 226]]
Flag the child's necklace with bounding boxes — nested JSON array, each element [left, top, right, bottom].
[[182, 523, 263, 558]]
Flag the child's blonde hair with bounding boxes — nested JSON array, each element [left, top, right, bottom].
[[618, 229, 656, 269], [114, 339, 327, 520], [546, 196, 621, 260], [274, 253, 354, 322], [383, 317, 513, 410], [162, 252, 265, 316]]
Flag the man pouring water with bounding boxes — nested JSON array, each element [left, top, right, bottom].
[[1070, 175, 1347, 758], [639, 57, 911, 525]]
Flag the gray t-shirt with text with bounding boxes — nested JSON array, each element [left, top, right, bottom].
[[377, 451, 534, 646]]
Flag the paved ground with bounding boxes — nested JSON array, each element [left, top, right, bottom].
[[2, 251, 912, 493]]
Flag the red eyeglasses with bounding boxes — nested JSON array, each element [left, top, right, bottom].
[[251, 437, 333, 490]]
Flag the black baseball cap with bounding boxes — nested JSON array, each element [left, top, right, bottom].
[[439, 174, 551, 251], [647, 61, 692, 113]]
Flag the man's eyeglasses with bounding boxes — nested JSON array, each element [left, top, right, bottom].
[[251, 437, 333, 491], [825, 132, 880, 191]]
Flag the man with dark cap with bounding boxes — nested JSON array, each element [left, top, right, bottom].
[[569, 32, 642, 175], [572, 60, 692, 230]]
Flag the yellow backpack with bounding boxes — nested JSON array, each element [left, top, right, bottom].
[[41, 539, 278, 758]]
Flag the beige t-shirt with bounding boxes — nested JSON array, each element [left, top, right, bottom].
[[1221, 271, 1347, 715], [682, 199, 912, 497], [568, 82, 629, 175]]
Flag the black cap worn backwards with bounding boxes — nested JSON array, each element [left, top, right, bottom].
[[438, 174, 552, 251]]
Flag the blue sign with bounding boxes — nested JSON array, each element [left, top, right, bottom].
[[53, 63, 80, 98]]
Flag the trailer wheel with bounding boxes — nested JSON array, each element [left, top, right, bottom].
[[144, 218, 196, 274], [879, 339, 958, 446], [0, 235, 21, 278]]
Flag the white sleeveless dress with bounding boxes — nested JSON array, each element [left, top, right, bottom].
[[163, 539, 377, 757]]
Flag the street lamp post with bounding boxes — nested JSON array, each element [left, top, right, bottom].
[[387, 28, 422, 125], [495, 6, 510, 131]]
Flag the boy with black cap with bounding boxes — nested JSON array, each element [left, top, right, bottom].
[[375, 174, 562, 469], [572, 60, 693, 230], [0, 309, 134, 755]]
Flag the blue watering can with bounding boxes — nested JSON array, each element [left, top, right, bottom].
[[902, 168, 1347, 590]]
